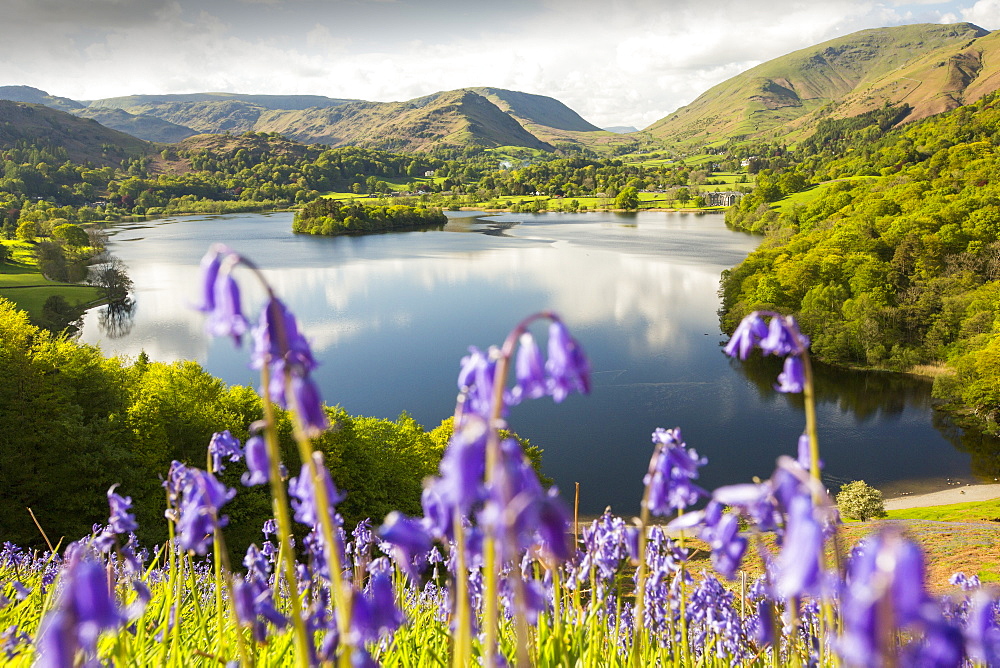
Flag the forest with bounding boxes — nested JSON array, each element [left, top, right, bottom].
[[721, 94, 1000, 436]]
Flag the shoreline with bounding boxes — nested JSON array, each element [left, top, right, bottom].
[[882, 482, 1000, 510]]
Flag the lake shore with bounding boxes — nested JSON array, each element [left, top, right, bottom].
[[883, 483, 1000, 510]]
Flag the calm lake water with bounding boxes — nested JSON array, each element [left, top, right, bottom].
[[80, 211, 998, 516]]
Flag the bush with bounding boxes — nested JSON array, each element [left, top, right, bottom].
[[836, 480, 887, 521]]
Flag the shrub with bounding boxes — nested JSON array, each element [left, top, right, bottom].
[[837, 480, 887, 521]]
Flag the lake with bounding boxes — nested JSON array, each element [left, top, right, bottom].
[[79, 210, 997, 516]]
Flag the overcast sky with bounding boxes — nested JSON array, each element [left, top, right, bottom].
[[3, 0, 998, 129]]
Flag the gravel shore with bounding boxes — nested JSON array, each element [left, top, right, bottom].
[[883, 484, 1000, 510]]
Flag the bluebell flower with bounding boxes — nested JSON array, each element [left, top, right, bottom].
[[546, 320, 591, 402], [106, 484, 137, 535], [35, 554, 126, 665], [288, 463, 345, 528], [378, 511, 432, 582], [458, 345, 500, 418], [205, 273, 249, 345], [775, 495, 823, 598], [241, 433, 270, 486], [176, 468, 236, 555], [644, 428, 707, 516], [208, 430, 243, 472], [511, 332, 547, 403], [723, 312, 768, 360], [774, 355, 805, 393]]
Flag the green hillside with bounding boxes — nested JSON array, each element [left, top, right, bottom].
[[646, 22, 995, 146], [0, 100, 152, 166]]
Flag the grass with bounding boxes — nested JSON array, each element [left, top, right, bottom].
[[0, 240, 102, 318], [772, 176, 879, 214]]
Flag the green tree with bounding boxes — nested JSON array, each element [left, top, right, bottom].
[[836, 480, 887, 521], [615, 186, 639, 211]]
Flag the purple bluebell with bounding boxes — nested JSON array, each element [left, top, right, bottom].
[[775, 495, 824, 598], [233, 575, 287, 642], [775, 355, 805, 393], [644, 428, 707, 516], [365, 561, 405, 636], [288, 462, 345, 528], [195, 246, 226, 313], [457, 345, 500, 418], [759, 314, 807, 357], [208, 430, 243, 472], [250, 297, 328, 434], [704, 511, 747, 580], [106, 484, 137, 535], [1, 626, 31, 660], [839, 529, 930, 666], [379, 511, 432, 581], [546, 320, 591, 402], [511, 332, 547, 403], [35, 554, 126, 665], [205, 273, 249, 345], [241, 434, 270, 486], [175, 468, 236, 555], [262, 518, 278, 539], [965, 591, 1000, 665], [723, 312, 769, 360]]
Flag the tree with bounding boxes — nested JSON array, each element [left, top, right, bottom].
[[615, 186, 639, 211], [0, 244, 9, 265], [52, 223, 89, 247], [836, 480, 887, 521], [91, 255, 133, 302]]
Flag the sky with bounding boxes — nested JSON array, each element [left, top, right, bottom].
[[4, 0, 999, 129]]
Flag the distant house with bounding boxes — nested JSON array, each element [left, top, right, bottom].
[[706, 191, 742, 207], [424, 170, 436, 177]]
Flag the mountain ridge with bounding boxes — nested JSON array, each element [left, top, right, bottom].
[[645, 22, 997, 145]]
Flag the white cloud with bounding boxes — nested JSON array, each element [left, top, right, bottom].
[[962, 0, 1000, 28], [3, 0, 995, 128]]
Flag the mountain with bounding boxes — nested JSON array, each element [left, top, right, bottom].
[[255, 89, 555, 151], [604, 126, 639, 134], [72, 107, 197, 143], [85, 92, 358, 111], [645, 22, 998, 145], [0, 85, 84, 113], [0, 101, 151, 165]]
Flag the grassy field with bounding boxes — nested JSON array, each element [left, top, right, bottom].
[[772, 176, 879, 214], [0, 240, 102, 318]]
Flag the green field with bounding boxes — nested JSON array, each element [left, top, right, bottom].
[[772, 176, 879, 214], [887, 497, 1000, 523], [0, 241, 102, 318]]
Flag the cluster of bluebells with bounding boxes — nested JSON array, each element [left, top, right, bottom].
[[13, 267, 1000, 666], [724, 310, 810, 393], [198, 244, 328, 435]]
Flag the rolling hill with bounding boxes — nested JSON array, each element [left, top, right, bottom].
[[0, 100, 151, 166], [645, 22, 999, 146]]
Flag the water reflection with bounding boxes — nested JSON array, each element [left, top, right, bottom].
[[78, 211, 996, 514], [97, 297, 137, 339]]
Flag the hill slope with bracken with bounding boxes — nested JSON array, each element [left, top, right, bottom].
[[646, 22, 998, 146], [0, 100, 151, 166]]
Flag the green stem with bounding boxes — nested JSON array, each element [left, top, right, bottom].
[[260, 365, 311, 668]]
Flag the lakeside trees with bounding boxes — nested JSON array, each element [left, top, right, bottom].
[[0, 299, 450, 554], [720, 93, 1000, 435]]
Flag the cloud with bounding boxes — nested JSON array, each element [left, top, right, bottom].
[[3, 0, 995, 128], [962, 0, 1000, 28]]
